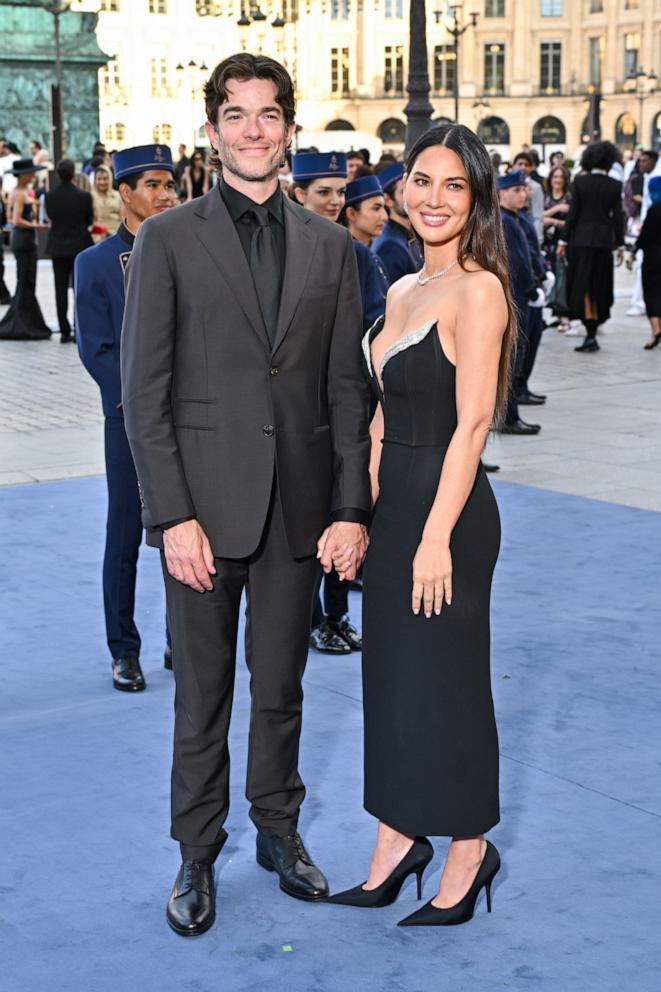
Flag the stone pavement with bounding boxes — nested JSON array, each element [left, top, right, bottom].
[[1, 255, 659, 511]]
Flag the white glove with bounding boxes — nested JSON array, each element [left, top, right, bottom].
[[542, 270, 556, 296], [528, 287, 546, 308]]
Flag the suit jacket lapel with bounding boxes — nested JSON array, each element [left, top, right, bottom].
[[192, 188, 270, 350], [272, 198, 318, 354]]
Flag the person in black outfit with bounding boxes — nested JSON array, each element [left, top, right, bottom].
[[0, 159, 50, 340], [45, 158, 93, 342], [557, 141, 625, 353], [121, 54, 370, 937], [328, 124, 515, 927], [630, 175, 661, 349]]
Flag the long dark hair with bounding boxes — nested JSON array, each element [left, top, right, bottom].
[[405, 124, 517, 424]]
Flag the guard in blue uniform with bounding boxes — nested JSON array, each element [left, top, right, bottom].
[[75, 144, 177, 692], [373, 161, 423, 283], [497, 170, 543, 435], [517, 199, 547, 406], [342, 175, 390, 330]]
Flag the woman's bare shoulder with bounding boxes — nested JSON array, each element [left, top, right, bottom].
[[456, 265, 505, 303]]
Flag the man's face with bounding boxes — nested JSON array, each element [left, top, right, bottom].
[[120, 170, 177, 223], [205, 77, 295, 183], [512, 157, 532, 175], [387, 177, 407, 220], [499, 184, 527, 211], [640, 154, 655, 174]]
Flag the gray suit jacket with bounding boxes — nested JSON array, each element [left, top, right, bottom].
[[120, 186, 370, 558]]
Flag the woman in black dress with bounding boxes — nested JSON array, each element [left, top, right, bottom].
[[0, 158, 50, 341], [631, 176, 661, 349], [328, 125, 517, 926], [543, 165, 572, 331], [182, 149, 210, 200], [556, 141, 625, 354]]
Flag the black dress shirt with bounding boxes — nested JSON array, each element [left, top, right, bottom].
[[220, 179, 286, 285]]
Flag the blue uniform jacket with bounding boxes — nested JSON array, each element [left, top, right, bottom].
[[353, 237, 389, 332], [373, 219, 423, 285], [518, 209, 546, 280], [500, 208, 538, 315], [75, 223, 134, 418]]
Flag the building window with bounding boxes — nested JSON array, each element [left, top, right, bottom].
[[625, 0, 639, 8], [484, 43, 505, 95], [102, 58, 122, 91], [330, 0, 350, 18], [150, 57, 170, 97], [148, 0, 167, 12], [588, 36, 604, 86], [484, 0, 505, 14], [615, 111, 637, 148], [589, 0, 602, 10], [477, 115, 510, 144], [330, 47, 349, 97], [540, 42, 561, 93], [384, 0, 403, 16], [624, 33, 640, 78], [152, 123, 173, 144], [100, 0, 120, 10], [105, 123, 126, 146], [434, 45, 456, 95], [540, 0, 562, 14], [384, 45, 404, 95]]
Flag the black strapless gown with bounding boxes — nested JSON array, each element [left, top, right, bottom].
[[361, 315, 500, 837]]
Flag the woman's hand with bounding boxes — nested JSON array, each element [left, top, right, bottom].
[[556, 243, 566, 258], [412, 539, 452, 618]]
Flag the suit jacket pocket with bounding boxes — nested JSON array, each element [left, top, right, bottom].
[[172, 398, 215, 430]]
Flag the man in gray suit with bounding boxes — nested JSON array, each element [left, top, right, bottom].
[[121, 53, 370, 936]]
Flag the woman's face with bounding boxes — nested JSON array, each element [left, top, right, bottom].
[[299, 177, 346, 221], [192, 153, 204, 168], [348, 195, 387, 240], [550, 168, 565, 195], [95, 170, 109, 193], [404, 145, 471, 247]]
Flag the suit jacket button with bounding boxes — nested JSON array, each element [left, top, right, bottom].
[[269, 366, 279, 376], [263, 425, 274, 437]]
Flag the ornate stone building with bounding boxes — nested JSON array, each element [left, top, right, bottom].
[[96, 0, 660, 161], [0, 0, 108, 161]]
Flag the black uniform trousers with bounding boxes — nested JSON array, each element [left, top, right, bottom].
[[162, 482, 321, 863], [103, 416, 143, 660], [312, 569, 348, 627], [51, 255, 76, 336], [516, 305, 543, 394]]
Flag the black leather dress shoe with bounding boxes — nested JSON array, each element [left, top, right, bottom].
[[516, 389, 546, 405], [575, 337, 599, 353], [60, 332, 74, 344], [482, 463, 500, 473], [310, 620, 351, 654], [330, 615, 362, 651], [166, 860, 215, 936], [499, 419, 541, 436], [164, 645, 173, 670], [112, 656, 146, 692], [256, 832, 329, 901]]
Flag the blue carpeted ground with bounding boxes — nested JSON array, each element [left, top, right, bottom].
[[1, 476, 659, 992]]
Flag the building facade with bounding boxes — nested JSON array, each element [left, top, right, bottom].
[[96, 0, 661, 161]]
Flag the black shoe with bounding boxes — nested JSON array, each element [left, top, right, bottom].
[[499, 419, 541, 436], [330, 615, 362, 651], [0, 291, 10, 306], [60, 332, 74, 343], [164, 645, 173, 670], [327, 837, 433, 908], [256, 831, 329, 901], [310, 620, 351, 654], [398, 840, 500, 927], [482, 463, 500, 473], [112, 655, 146, 692], [644, 332, 661, 350], [166, 860, 215, 936], [516, 389, 546, 405], [575, 337, 599, 353]]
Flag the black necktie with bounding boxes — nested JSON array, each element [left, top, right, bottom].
[[248, 205, 280, 345]]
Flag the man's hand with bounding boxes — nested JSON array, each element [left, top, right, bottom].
[[163, 519, 216, 593], [317, 522, 368, 582]]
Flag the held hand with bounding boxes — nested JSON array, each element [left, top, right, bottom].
[[163, 519, 216, 593], [412, 539, 452, 618], [318, 522, 369, 581], [626, 254, 634, 271], [556, 243, 566, 258], [615, 248, 624, 267]]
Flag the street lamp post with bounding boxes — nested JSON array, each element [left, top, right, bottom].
[[403, 0, 434, 151], [177, 59, 209, 150], [625, 68, 658, 139], [40, 0, 73, 164], [434, 3, 479, 125]]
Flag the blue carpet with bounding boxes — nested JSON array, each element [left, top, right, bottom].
[[1, 476, 659, 992]]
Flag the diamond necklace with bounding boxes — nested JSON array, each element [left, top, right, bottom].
[[417, 258, 459, 286]]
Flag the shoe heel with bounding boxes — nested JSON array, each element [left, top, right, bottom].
[[485, 878, 493, 913], [415, 867, 425, 901], [256, 852, 275, 872]]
